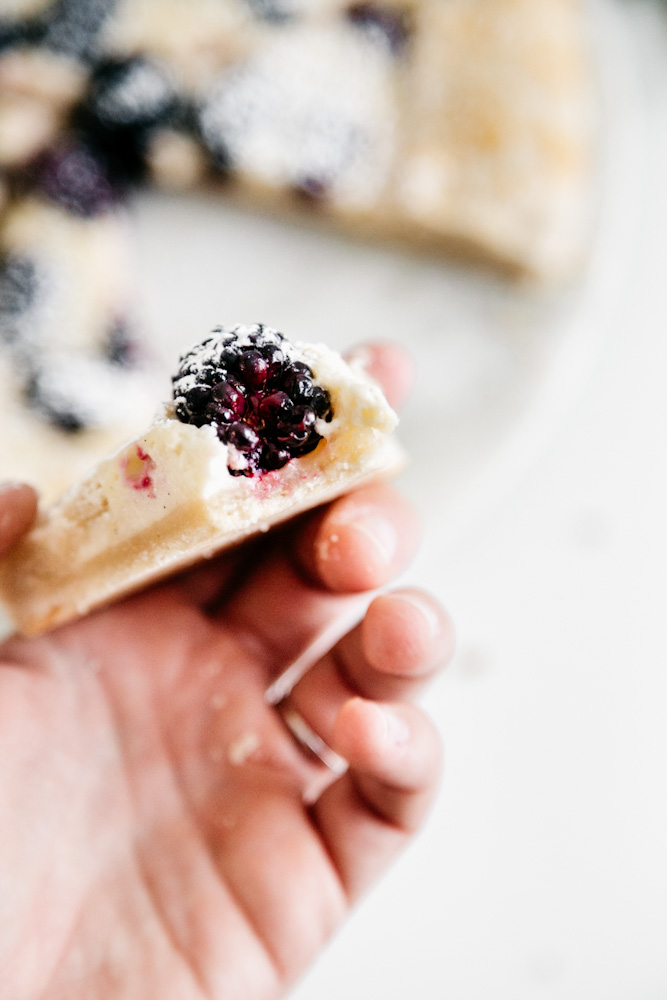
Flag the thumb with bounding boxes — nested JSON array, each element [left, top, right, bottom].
[[0, 483, 38, 557]]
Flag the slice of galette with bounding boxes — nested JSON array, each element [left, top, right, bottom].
[[0, 324, 403, 635]]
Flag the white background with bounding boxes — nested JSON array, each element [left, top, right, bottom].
[[133, 1, 667, 996]]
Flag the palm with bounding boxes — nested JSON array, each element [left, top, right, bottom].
[[1, 568, 345, 998]]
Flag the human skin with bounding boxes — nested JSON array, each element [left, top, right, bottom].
[[0, 345, 454, 1000]]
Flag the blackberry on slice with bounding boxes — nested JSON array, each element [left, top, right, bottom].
[[345, 2, 414, 55], [172, 324, 333, 478]]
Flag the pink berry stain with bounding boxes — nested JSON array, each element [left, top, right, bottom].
[[122, 445, 156, 497]]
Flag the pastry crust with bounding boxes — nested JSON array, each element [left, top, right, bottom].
[[396, 0, 594, 279]]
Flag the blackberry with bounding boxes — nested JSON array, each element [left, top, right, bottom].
[[245, 0, 295, 24], [30, 142, 116, 218], [40, 0, 118, 62], [104, 320, 138, 368], [0, 257, 38, 326], [172, 324, 333, 478], [293, 176, 330, 203], [24, 369, 87, 433], [0, 20, 20, 53], [19, 351, 139, 434], [195, 102, 234, 178], [0, 19, 32, 53], [72, 57, 177, 185], [0, 13, 46, 53], [345, 2, 414, 55]]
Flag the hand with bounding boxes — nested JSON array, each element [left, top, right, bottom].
[[0, 346, 453, 1000]]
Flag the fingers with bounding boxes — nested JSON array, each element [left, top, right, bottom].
[[279, 588, 452, 739], [275, 588, 450, 897], [310, 699, 442, 901], [221, 485, 420, 673], [336, 588, 454, 700], [294, 486, 419, 593], [334, 698, 441, 827], [0, 483, 38, 556]]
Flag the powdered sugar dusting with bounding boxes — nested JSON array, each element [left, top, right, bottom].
[[200, 23, 396, 209], [23, 349, 155, 430], [175, 323, 297, 385]]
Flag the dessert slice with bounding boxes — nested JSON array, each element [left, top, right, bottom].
[[0, 324, 403, 636], [0, 195, 159, 502]]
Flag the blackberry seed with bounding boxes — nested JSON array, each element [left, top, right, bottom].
[[175, 399, 190, 423], [236, 349, 268, 389], [212, 380, 246, 417], [181, 384, 213, 424], [224, 421, 260, 452], [291, 434, 322, 458], [259, 390, 293, 425], [259, 342, 286, 373], [289, 372, 314, 402], [311, 385, 333, 420], [262, 444, 291, 471]]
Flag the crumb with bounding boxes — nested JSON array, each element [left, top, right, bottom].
[[227, 730, 261, 765]]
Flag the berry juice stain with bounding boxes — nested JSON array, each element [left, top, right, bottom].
[[122, 445, 156, 496]]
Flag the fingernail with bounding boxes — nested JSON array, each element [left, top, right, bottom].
[[348, 513, 398, 569], [0, 482, 23, 494], [401, 592, 441, 639], [376, 704, 410, 746]]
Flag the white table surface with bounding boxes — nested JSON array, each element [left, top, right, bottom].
[[131, 1, 667, 995]]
